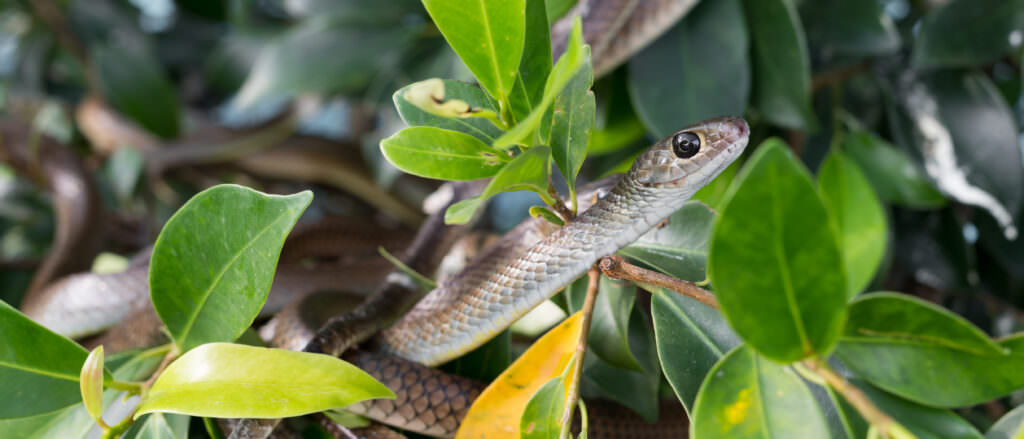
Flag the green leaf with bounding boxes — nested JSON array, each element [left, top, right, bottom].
[[233, 18, 415, 107], [93, 43, 180, 138], [548, 51, 594, 200], [831, 379, 983, 439], [0, 300, 103, 418], [508, 0, 553, 123], [493, 18, 587, 149], [124, 413, 190, 439], [440, 330, 511, 382], [912, 0, 1024, 69], [987, 404, 1024, 439], [80, 346, 105, 423], [619, 201, 716, 282], [799, 0, 900, 56], [817, 150, 887, 297], [691, 345, 829, 438], [381, 126, 510, 181], [588, 277, 644, 371], [444, 145, 551, 224], [742, 0, 815, 129], [652, 290, 741, 414], [393, 79, 504, 143], [520, 377, 566, 439], [628, 0, 750, 139], [835, 293, 1024, 407], [581, 354, 659, 423], [709, 140, 847, 362], [422, 0, 525, 103], [136, 343, 393, 418], [840, 128, 945, 208], [150, 185, 312, 352]]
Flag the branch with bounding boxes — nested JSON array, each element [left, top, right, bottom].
[[559, 267, 600, 439], [802, 359, 915, 439], [597, 255, 719, 309]]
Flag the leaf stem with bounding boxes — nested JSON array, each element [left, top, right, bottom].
[[597, 255, 719, 309], [101, 414, 135, 439], [802, 359, 917, 439], [107, 380, 143, 393], [558, 268, 600, 439]]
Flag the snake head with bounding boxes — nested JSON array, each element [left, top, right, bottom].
[[629, 116, 749, 187]]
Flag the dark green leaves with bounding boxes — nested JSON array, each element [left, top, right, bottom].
[[818, 151, 887, 296], [508, 0, 553, 123], [150, 185, 312, 352], [710, 140, 846, 362], [619, 201, 716, 282], [912, 0, 1024, 69], [652, 290, 740, 413], [93, 43, 180, 138], [840, 129, 945, 208], [742, 0, 814, 130], [832, 380, 984, 439], [799, 0, 899, 56], [520, 378, 566, 439], [835, 293, 1023, 407], [233, 18, 415, 107], [422, 0, 525, 103], [136, 343, 393, 418], [0, 300, 100, 418], [629, 0, 750, 138], [381, 127, 510, 181], [691, 345, 829, 438]]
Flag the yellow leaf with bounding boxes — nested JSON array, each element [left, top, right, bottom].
[[456, 312, 584, 439]]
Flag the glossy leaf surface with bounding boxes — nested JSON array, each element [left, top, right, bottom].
[[653, 290, 741, 414], [691, 345, 829, 438], [508, 0, 553, 123], [393, 79, 504, 143], [818, 150, 887, 296], [0, 300, 102, 418], [742, 0, 814, 129], [836, 293, 1023, 407], [520, 377, 566, 439], [445, 145, 551, 224], [832, 379, 984, 439], [710, 140, 847, 362], [381, 127, 510, 181], [150, 185, 312, 352], [136, 343, 393, 418], [422, 0, 525, 102]]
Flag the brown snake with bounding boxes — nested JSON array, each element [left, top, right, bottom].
[[6, 2, 721, 437]]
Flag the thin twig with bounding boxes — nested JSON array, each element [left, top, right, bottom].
[[802, 359, 912, 438], [597, 255, 719, 309], [559, 267, 600, 438]]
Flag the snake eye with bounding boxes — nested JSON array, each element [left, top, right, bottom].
[[671, 131, 701, 158]]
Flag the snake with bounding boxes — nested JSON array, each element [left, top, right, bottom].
[[6, 2, 745, 437]]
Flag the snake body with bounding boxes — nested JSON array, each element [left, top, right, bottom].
[[379, 116, 748, 366]]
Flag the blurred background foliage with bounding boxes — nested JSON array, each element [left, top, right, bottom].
[[2, 0, 1024, 433]]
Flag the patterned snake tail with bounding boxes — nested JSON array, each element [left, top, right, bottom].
[[377, 116, 749, 367]]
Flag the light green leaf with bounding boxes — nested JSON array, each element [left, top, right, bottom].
[[691, 345, 829, 438], [422, 0, 525, 103], [493, 18, 587, 149], [520, 377, 566, 439], [987, 404, 1024, 439], [818, 150, 887, 297], [0, 300, 104, 418], [150, 185, 312, 352], [381, 126, 510, 181], [136, 343, 393, 418], [80, 346, 105, 423], [652, 290, 740, 414], [508, 0, 553, 123], [445, 145, 551, 224], [742, 0, 815, 129], [393, 79, 503, 143], [619, 201, 716, 282], [709, 139, 847, 362]]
